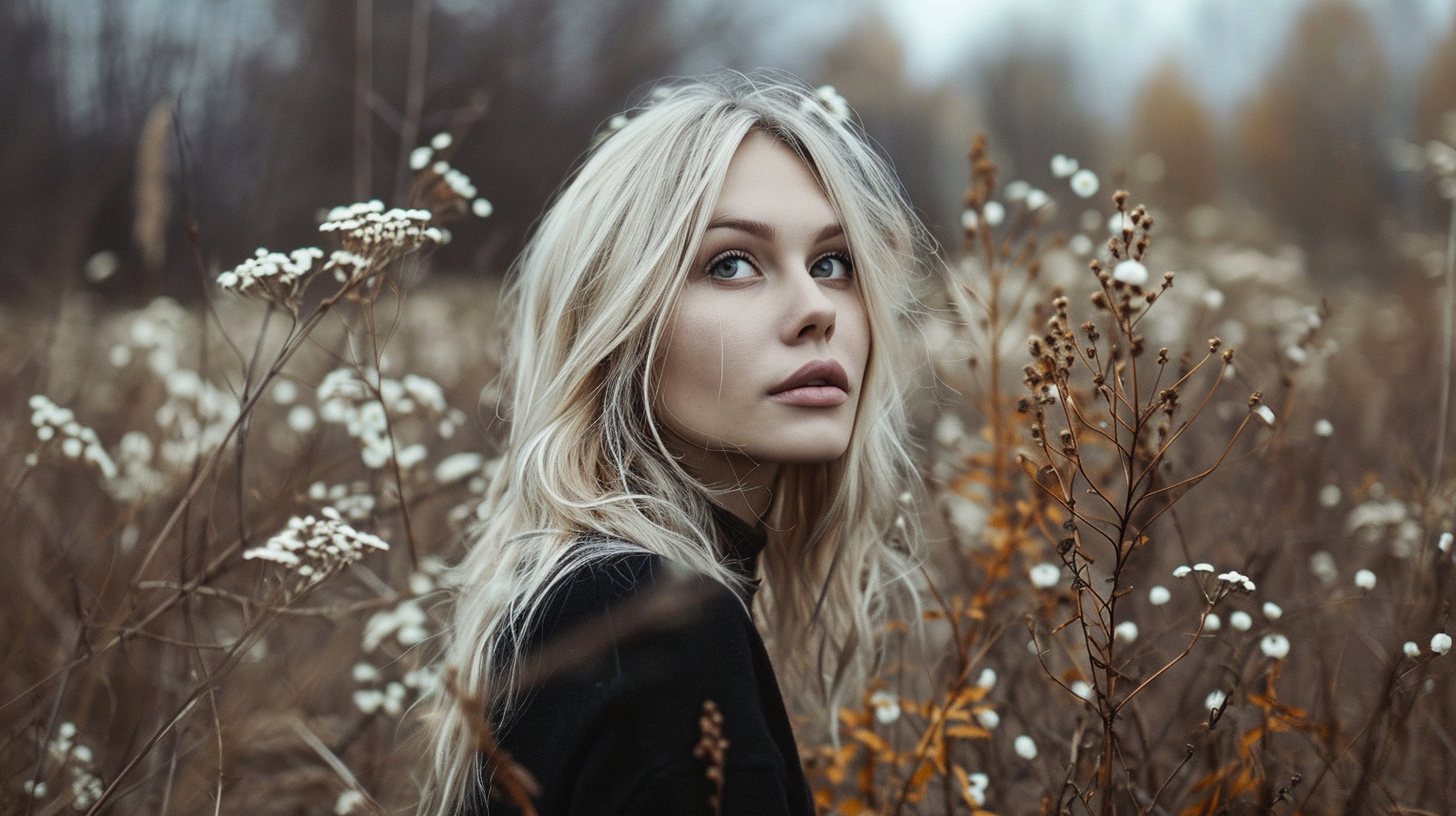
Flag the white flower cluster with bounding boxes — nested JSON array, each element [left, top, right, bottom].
[[317, 368, 452, 469], [964, 771, 990, 806], [243, 507, 388, 583], [307, 480, 376, 522], [28, 395, 116, 479], [1346, 489, 1421, 557], [31, 722, 105, 809], [351, 663, 439, 717], [319, 200, 443, 263], [216, 247, 323, 309], [352, 557, 447, 716], [114, 297, 192, 376], [105, 431, 166, 502], [154, 368, 241, 474]]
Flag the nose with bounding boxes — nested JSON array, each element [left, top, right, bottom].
[[783, 267, 837, 344]]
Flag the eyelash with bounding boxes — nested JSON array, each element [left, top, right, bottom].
[[703, 251, 855, 280]]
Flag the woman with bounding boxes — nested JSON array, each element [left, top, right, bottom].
[[422, 72, 927, 815]]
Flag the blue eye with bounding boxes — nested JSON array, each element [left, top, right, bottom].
[[707, 253, 756, 280], [810, 253, 852, 279]]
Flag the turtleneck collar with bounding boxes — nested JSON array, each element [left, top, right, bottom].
[[708, 503, 767, 599]]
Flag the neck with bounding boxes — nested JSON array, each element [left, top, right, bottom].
[[661, 434, 778, 527]]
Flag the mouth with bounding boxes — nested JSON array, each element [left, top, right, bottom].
[[768, 360, 851, 407]]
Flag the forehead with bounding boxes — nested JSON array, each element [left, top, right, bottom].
[[710, 131, 839, 227]]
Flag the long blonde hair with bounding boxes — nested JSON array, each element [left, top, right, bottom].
[[420, 71, 928, 814]]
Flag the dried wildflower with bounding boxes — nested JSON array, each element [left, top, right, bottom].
[[363, 598, 429, 651], [243, 508, 389, 584], [1354, 569, 1377, 590], [1404, 641, 1421, 658], [216, 247, 323, 311], [1029, 562, 1061, 588], [1070, 168, 1099, 198], [1192, 563, 1214, 573], [1014, 734, 1038, 759], [1230, 610, 1253, 631], [28, 395, 117, 479], [1260, 633, 1291, 660], [1432, 633, 1453, 655], [1114, 621, 1139, 642], [1149, 585, 1171, 605], [1262, 602, 1283, 620]]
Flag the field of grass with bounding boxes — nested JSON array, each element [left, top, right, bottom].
[[4, 138, 1456, 815]]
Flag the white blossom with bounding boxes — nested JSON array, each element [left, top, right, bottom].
[[1309, 551, 1338, 584], [869, 689, 900, 724], [960, 209, 978, 231], [1204, 613, 1221, 632], [1262, 602, 1283, 620], [1114, 621, 1139, 642], [810, 85, 852, 122], [1404, 641, 1421, 658], [1071, 680, 1092, 701], [983, 201, 1006, 227], [28, 395, 117, 480], [966, 772, 989, 806], [1218, 571, 1256, 592], [335, 789, 367, 814], [1354, 569, 1377, 590], [1255, 405, 1276, 426], [1014, 734, 1038, 759], [1070, 168, 1099, 198], [1319, 484, 1342, 508], [975, 667, 997, 690], [1314, 419, 1334, 437], [1029, 562, 1061, 588], [1230, 610, 1253, 631], [430, 131, 452, 150], [1005, 180, 1030, 201], [1204, 689, 1226, 710], [975, 708, 1000, 730], [1149, 585, 1171, 605], [1025, 189, 1050, 210], [1192, 563, 1214, 573], [1260, 633, 1291, 659], [1112, 260, 1149, 286], [1068, 233, 1094, 255], [1433, 633, 1453, 655], [319, 200, 442, 267], [1173, 565, 1192, 578], [1051, 154, 1079, 178], [409, 145, 433, 170], [1439, 532, 1453, 553], [472, 198, 493, 218]]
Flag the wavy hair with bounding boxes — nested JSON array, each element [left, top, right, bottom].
[[419, 71, 929, 814]]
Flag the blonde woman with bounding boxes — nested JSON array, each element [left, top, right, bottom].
[[424, 72, 927, 815]]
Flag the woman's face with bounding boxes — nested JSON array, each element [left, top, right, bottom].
[[653, 131, 871, 490]]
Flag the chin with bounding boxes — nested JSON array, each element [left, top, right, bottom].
[[750, 432, 853, 465]]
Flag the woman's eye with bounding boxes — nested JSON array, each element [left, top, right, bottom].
[[810, 253, 853, 279], [707, 254, 756, 280]]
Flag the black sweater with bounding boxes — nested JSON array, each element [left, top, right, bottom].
[[470, 509, 815, 816]]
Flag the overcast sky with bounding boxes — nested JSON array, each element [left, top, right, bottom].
[[880, 0, 1456, 118]]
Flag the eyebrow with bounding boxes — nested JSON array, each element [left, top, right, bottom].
[[705, 217, 845, 244]]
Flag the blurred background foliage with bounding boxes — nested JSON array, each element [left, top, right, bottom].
[[3, 0, 1456, 302]]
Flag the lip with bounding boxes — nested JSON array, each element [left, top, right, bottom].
[[768, 360, 850, 407]]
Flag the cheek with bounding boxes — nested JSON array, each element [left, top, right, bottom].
[[655, 296, 752, 415]]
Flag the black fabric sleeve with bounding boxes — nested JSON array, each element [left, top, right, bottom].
[[477, 554, 810, 816]]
